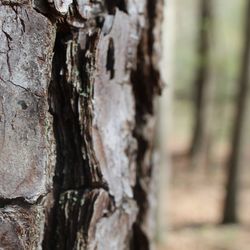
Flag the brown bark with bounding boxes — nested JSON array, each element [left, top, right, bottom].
[[222, 0, 250, 224], [0, 0, 162, 249]]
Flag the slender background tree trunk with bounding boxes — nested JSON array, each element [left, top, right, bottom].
[[0, 0, 163, 249], [189, 0, 213, 167], [222, 0, 250, 224]]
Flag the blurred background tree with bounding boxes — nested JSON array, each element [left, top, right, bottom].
[[189, 0, 214, 168], [222, 0, 250, 224], [157, 0, 250, 249]]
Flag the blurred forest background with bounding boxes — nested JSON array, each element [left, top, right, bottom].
[[157, 0, 250, 249]]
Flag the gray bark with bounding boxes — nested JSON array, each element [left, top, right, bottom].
[[0, 0, 163, 249]]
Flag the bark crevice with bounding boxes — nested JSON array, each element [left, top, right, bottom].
[[43, 22, 109, 248], [131, 0, 163, 248]]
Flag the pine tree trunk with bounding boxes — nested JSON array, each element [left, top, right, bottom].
[[0, 0, 163, 249], [222, 0, 250, 224], [189, 0, 213, 166]]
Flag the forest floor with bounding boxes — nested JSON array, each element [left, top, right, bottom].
[[156, 145, 250, 250]]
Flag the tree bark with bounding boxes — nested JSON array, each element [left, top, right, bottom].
[[0, 0, 163, 249], [222, 0, 250, 224]]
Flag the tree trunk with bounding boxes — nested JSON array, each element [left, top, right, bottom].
[[189, 0, 213, 166], [222, 0, 250, 224], [0, 0, 163, 249]]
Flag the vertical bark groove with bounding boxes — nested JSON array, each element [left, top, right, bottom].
[[131, 0, 163, 249], [43, 25, 109, 249]]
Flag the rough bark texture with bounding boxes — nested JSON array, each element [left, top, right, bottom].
[[0, 0, 163, 249]]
